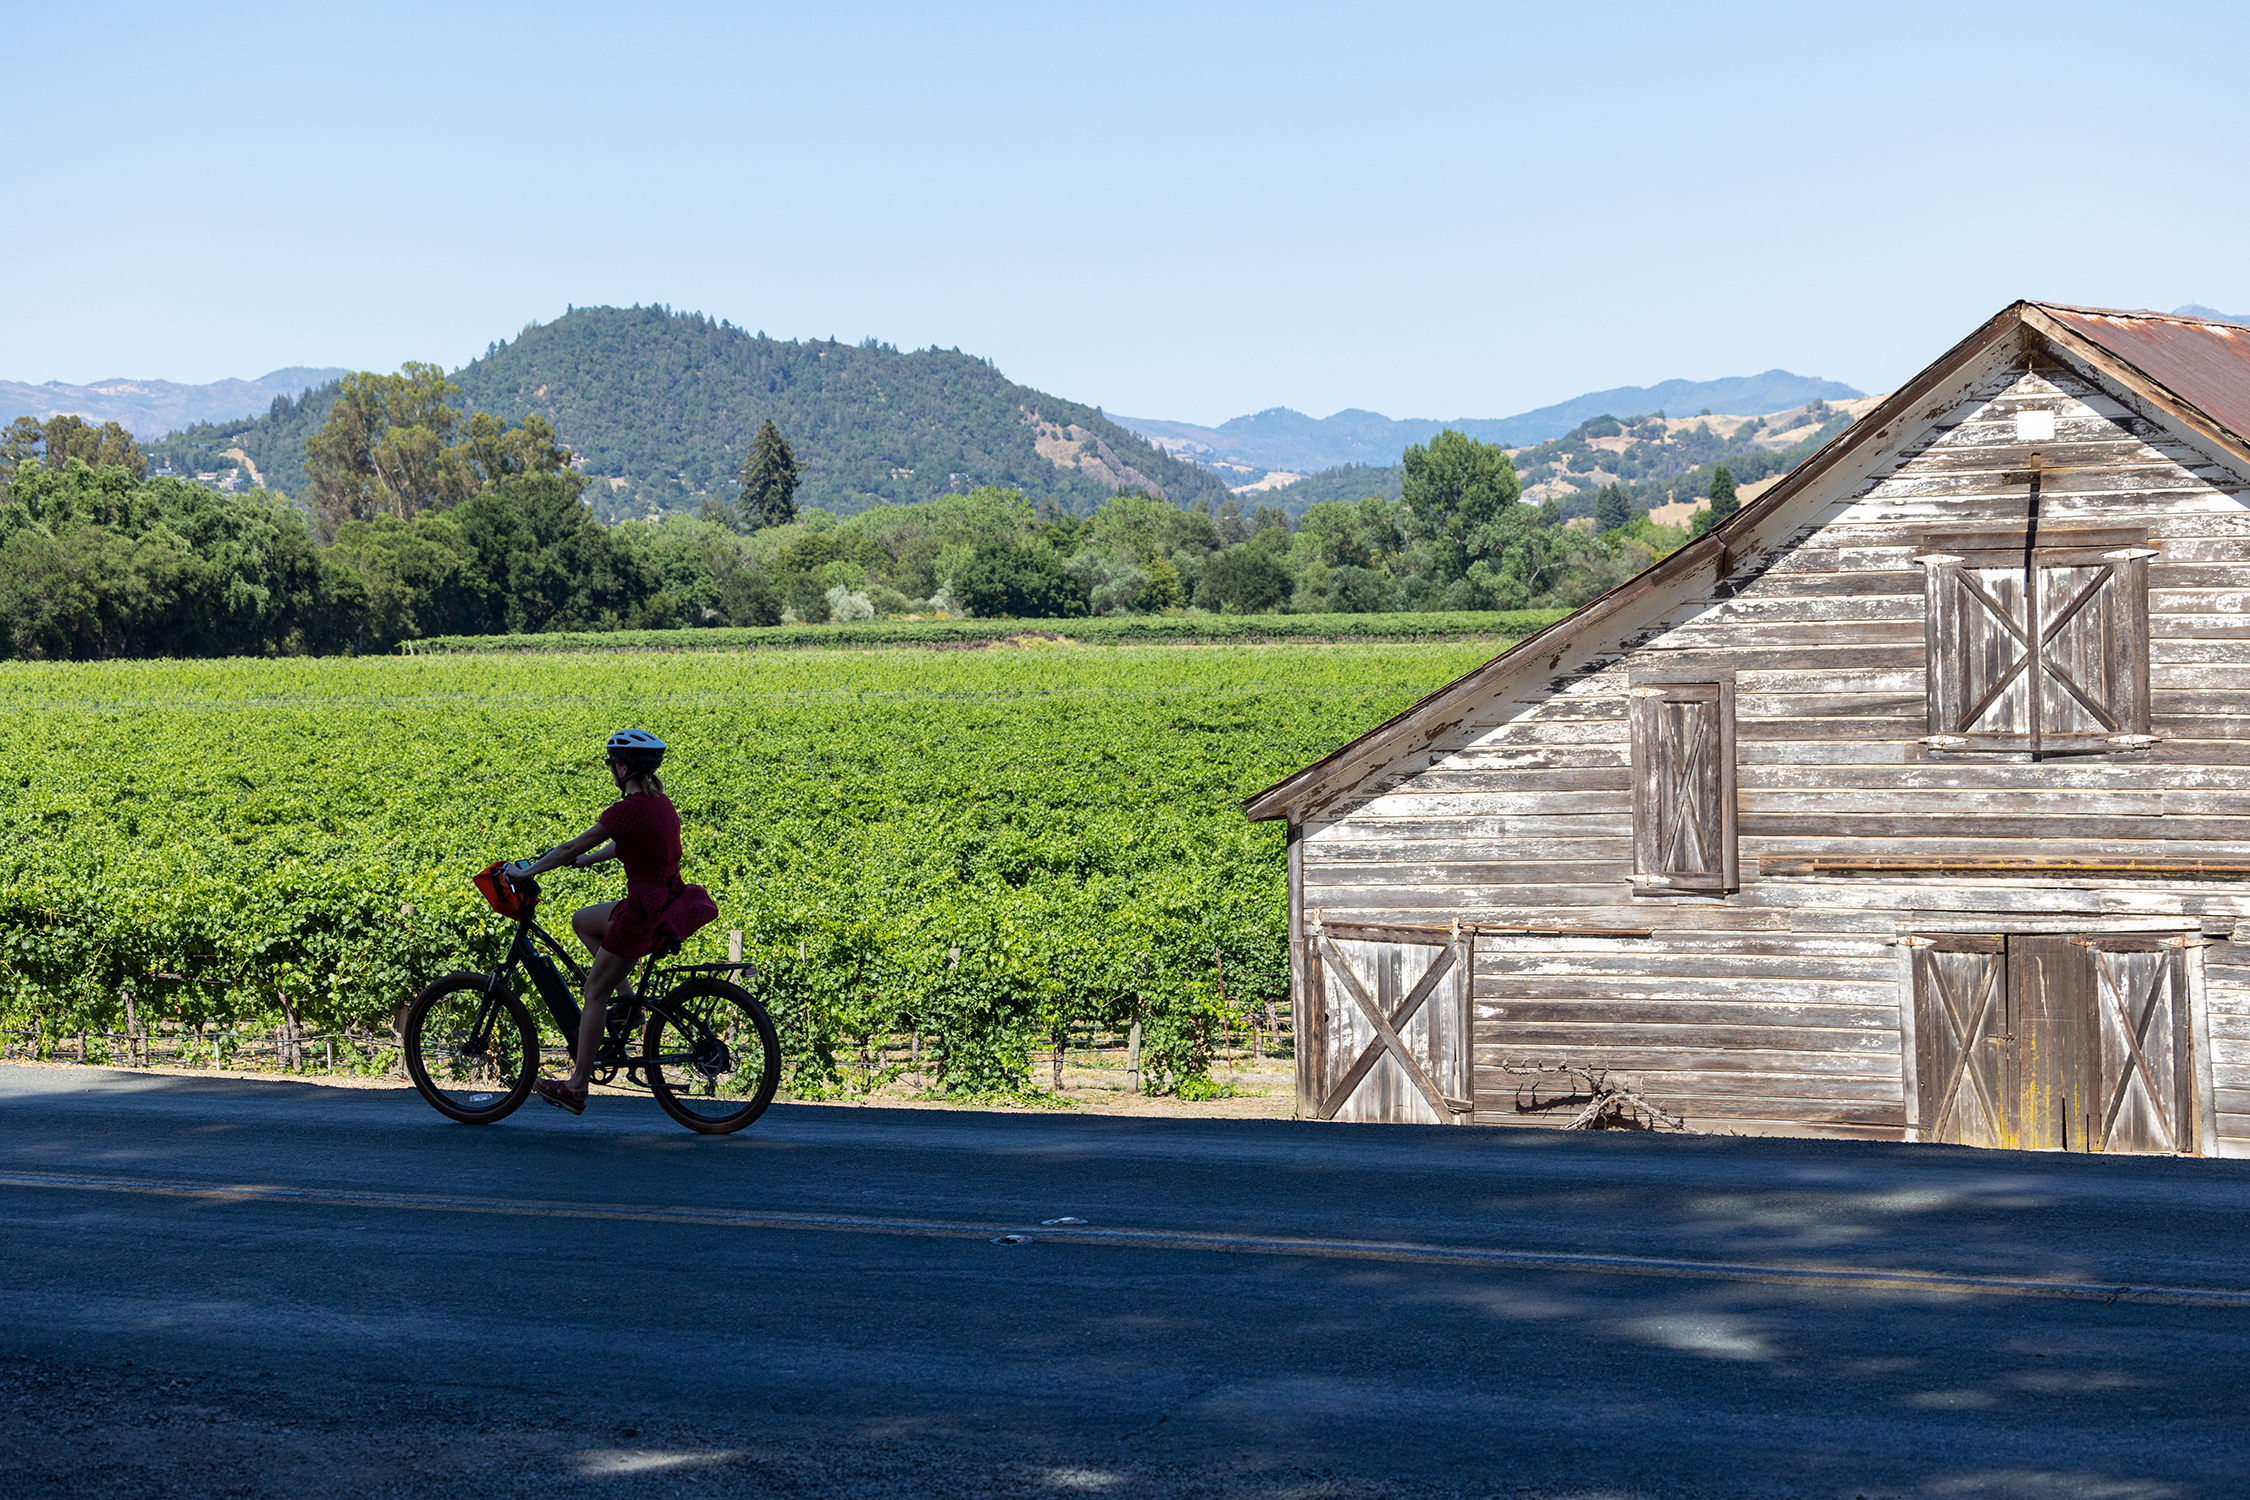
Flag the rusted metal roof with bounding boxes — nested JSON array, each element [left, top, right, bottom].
[[2034, 303, 2250, 446]]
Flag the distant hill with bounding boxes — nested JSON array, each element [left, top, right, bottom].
[[144, 308, 1231, 521], [0, 368, 348, 439], [1260, 464, 1405, 513], [2175, 303, 2250, 326], [1258, 395, 1884, 521], [453, 307, 1231, 518], [145, 388, 340, 495], [1115, 370, 1865, 486]]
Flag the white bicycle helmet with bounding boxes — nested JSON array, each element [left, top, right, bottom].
[[605, 728, 666, 771]]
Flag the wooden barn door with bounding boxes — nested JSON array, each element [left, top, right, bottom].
[[1910, 936, 2009, 1148], [1305, 922, 1473, 1125], [1911, 932, 2201, 1154], [2007, 936, 2094, 1152], [2083, 939, 2194, 1155]]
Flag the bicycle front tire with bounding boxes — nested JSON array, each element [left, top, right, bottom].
[[642, 978, 781, 1135], [404, 973, 540, 1124]]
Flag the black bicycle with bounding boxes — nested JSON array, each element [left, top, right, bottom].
[[402, 871, 781, 1134]]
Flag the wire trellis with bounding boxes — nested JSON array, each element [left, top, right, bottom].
[[1, 1023, 403, 1077]]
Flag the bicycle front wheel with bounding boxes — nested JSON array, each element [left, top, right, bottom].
[[404, 973, 540, 1124], [642, 978, 781, 1135]]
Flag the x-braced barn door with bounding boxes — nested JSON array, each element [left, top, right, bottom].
[[1909, 935, 2010, 1148], [1304, 921, 1473, 1125], [1910, 933, 2204, 1154], [2086, 939, 2195, 1155]]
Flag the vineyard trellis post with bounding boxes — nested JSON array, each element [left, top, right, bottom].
[[275, 987, 305, 1071], [1128, 953, 1147, 1093], [1213, 941, 1228, 1071]]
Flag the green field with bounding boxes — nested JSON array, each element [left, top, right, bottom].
[[0, 640, 1502, 1093]]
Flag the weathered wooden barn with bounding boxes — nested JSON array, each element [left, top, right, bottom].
[[1246, 302, 2250, 1155]]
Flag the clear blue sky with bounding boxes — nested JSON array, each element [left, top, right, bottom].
[[8, 0, 2246, 425]]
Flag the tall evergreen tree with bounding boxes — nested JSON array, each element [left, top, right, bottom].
[[1690, 463, 1739, 539], [1708, 463, 1738, 519], [737, 419, 801, 530], [1593, 483, 1630, 533]]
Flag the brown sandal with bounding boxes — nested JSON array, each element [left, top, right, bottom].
[[534, 1079, 587, 1115]]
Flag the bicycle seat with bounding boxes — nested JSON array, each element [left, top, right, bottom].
[[659, 936, 682, 959]]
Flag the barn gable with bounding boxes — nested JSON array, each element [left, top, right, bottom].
[[1253, 302, 2250, 1152]]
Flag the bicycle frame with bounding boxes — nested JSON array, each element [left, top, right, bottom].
[[501, 913, 592, 1041], [483, 902, 756, 1091]]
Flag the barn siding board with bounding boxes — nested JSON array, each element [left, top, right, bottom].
[[1471, 1077, 1905, 1110], [1472, 978, 1901, 1007], [1483, 1001, 1904, 1029], [1744, 817, 2250, 841], [1288, 326, 2250, 1149], [2205, 1047, 2250, 1082], [1476, 952, 1896, 981]]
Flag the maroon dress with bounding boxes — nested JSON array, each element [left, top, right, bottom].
[[596, 792, 718, 959]]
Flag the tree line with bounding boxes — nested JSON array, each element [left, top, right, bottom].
[[2, 375, 1756, 659]]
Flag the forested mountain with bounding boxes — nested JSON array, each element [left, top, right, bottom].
[[147, 307, 1231, 521], [1117, 370, 1865, 482]]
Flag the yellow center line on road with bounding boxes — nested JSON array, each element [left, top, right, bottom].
[[4, 1169, 2244, 1308]]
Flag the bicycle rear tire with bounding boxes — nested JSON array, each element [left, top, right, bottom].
[[642, 978, 781, 1135], [404, 973, 540, 1124]]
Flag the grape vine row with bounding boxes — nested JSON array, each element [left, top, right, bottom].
[[0, 642, 1495, 1096]]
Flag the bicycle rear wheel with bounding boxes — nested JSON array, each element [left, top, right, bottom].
[[641, 978, 781, 1134], [404, 973, 540, 1124]]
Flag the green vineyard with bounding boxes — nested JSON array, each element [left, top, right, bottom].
[[0, 641, 1500, 1096], [402, 609, 1568, 655]]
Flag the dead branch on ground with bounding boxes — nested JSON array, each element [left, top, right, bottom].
[[1500, 1060, 1700, 1133]]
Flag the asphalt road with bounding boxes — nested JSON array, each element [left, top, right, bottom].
[[3, 1068, 2248, 1499]]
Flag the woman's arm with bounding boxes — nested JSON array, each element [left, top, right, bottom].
[[572, 840, 619, 869], [520, 824, 609, 877]]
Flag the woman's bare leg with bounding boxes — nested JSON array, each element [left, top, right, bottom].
[[571, 902, 617, 960], [573, 901, 635, 1004], [565, 947, 636, 1093]]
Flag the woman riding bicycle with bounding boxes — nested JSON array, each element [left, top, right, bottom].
[[512, 729, 718, 1115]]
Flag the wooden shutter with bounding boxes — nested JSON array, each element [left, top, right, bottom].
[[2036, 548, 2152, 748], [1919, 528, 2152, 753], [1628, 677, 1736, 893], [1909, 935, 2008, 1147]]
